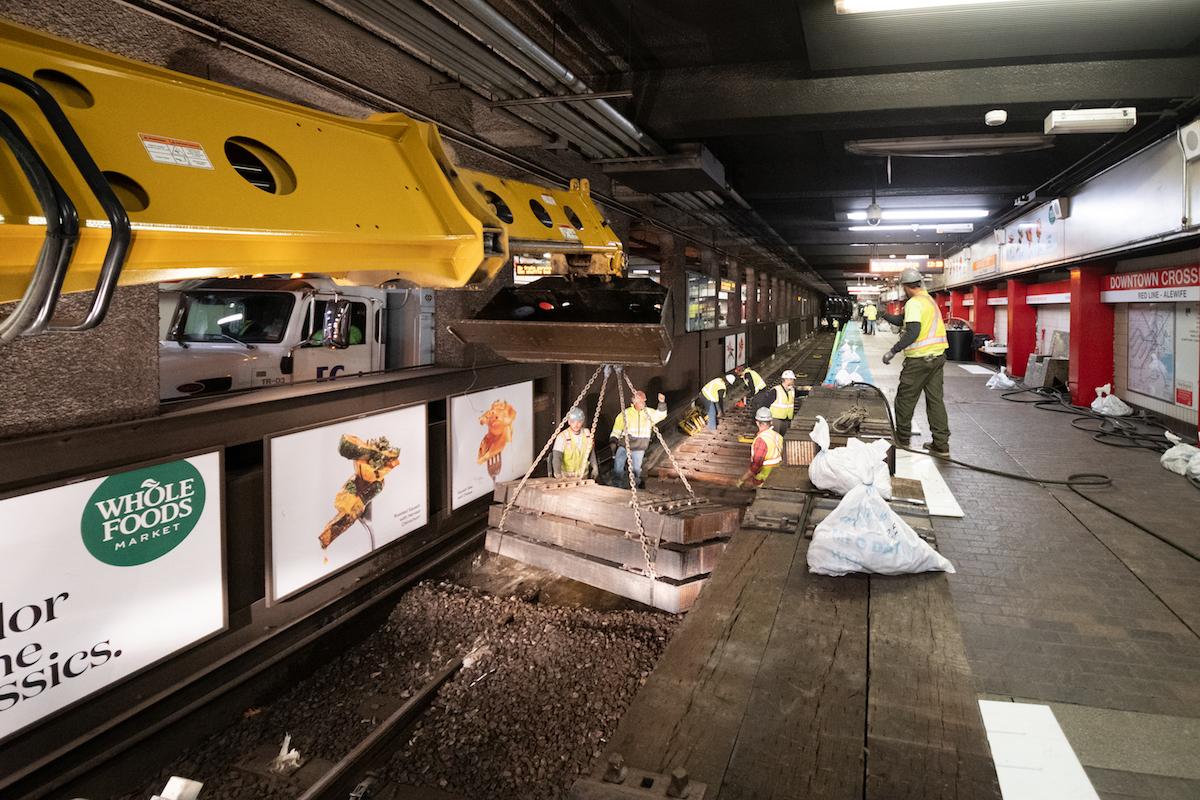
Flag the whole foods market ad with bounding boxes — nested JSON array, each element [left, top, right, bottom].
[[0, 452, 224, 742]]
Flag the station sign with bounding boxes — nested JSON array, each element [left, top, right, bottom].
[[1101, 265, 1200, 303]]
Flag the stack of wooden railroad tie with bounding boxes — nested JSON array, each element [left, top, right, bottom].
[[485, 478, 740, 613]]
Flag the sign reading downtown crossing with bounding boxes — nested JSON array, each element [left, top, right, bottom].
[[0, 453, 224, 742]]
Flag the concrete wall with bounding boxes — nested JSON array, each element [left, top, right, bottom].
[[0, 285, 159, 439]]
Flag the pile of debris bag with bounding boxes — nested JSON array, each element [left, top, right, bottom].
[[805, 415, 955, 577]]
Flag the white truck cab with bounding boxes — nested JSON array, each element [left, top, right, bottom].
[[160, 277, 407, 400]]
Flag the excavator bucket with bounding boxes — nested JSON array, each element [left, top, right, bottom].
[[448, 277, 674, 366]]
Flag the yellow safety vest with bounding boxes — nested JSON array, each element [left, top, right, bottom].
[[864, 305, 877, 321], [555, 429, 593, 476], [770, 384, 795, 420], [743, 369, 766, 393], [756, 429, 784, 466], [610, 405, 667, 440], [701, 377, 728, 403], [903, 291, 949, 358]]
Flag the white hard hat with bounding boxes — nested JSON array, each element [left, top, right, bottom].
[[755, 407, 773, 422], [566, 406, 585, 423], [781, 370, 796, 380], [726, 374, 736, 384], [899, 267, 924, 286]]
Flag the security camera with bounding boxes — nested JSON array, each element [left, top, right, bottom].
[[866, 202, 883, 226]]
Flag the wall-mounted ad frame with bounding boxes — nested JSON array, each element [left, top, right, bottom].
[[449, 381, 535, 510], [265, 403, 429, 605], [0, 450, 227, 745], [736, 332, 746, 366], [724, 334, 737, 372]]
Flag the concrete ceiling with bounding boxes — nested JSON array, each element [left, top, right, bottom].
[[490, 0, 1200, 291]]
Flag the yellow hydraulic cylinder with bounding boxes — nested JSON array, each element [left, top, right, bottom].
[[455, 167, 625, 276], [0, 18, 506, 304]]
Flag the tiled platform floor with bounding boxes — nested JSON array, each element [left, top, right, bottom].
[[857, 322, 1200, 799]]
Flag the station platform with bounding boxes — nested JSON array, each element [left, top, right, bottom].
[[598, 324, 1200, 800], [859, 320, 1200, 799]]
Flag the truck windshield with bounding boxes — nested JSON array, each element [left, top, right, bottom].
[[174, 292, 295, 344]]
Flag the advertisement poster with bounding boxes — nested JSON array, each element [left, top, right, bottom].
[[0, 453, 224, 741], [736, 332, 746, 366], [1174, 303, 1198, 409], [724, 335, 737, 371], [1001, 204, 1065, 273], [268, 405, 428, 602], [451, 381, 534, 510]]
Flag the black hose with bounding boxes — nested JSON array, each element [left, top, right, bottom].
[[844, 381, 1200, 564]]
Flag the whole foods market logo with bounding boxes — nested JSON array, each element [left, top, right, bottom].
[[80, 461, 206, 566]]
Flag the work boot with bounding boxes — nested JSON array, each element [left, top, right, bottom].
[[927, 443, 950, 458]]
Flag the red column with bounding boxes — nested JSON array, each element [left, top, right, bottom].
[[971, 285, 995, 336], [1068, 264, 1114, 406], [1006, 279, 1036, 378], [949, 289, 967, 323]]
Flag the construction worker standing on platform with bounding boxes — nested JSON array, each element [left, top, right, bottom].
[[737, 407, 784, 488], [609, 389, 668, 488], [737, 365, 766, 394], [551, 406, 599, 479], [769, 369, 796, 434], [863, 302, 877, 335], [699, 373, 735, 430], [879, 267, 950, 457]]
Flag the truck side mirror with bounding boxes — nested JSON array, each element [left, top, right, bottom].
[[322, 299, 352, 349]]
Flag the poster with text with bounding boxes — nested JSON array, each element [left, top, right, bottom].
[[724, 335, 737, 371], [1174, 302, 1199, 409], [736, 332, 746, 366], [0, 453, 224, 742], [269, 405, 428, 601], [451, 381, 534, 509]]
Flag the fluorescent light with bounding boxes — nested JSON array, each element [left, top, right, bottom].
[[846, 208, 988, 221], [836, 0, 1025, 13], [1044, 107, 1137, 134], [217, 313, 244, 326], [848, 223, 973, 232]]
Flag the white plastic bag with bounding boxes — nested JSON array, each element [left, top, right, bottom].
[[835, 367, 864, 387], [807, 482, 955, 576], [1161, 431, 1200, 476], [808, 416, 892, 499], [1187, 453, 1200, 483], [985, 368, 1016, 390], [1090, 384, 1132, 416]]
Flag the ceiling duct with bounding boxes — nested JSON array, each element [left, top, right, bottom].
[[595, 144, 729, 194]]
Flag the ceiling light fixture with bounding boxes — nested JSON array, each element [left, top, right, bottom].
[[1044, 107, 1137, 134], [847, 223, 974, 232], [845, 133, 1054, 158], [846, 208, 988, 221], [835, 0, 1026, 14]]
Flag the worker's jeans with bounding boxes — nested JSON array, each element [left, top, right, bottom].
[[894, 354, 949, 450], [771, 418, 790, 435], [705, 399, 719, 430], [612, 446, 645, 488], [862, 319, 875, 335]]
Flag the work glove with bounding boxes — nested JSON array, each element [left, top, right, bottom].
[[657, 392, 667, 403], [735, 477, 746, 489], [881, 350, 895, 365], [610, 438, 620, 451]]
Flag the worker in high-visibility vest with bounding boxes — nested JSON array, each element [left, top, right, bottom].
[[699, 373, 735, 430], [880, 267, 950, 457], [737, 366, 766, 394], [609, 389, 668, 488], [737, 407, 784, 488], [862, 302, 878, 335], [552, 406, 599, 479], [769, 369, 796, 434]]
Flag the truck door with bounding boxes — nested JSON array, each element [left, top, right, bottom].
[[292, 296, 374, 383]]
